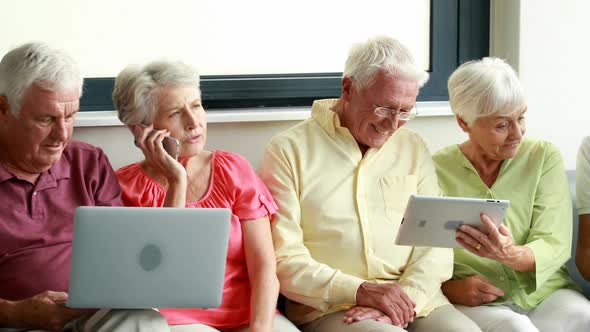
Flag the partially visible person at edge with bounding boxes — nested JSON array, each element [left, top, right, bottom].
[[576, 136, 590, 281], [433, 57, 590, 332], [0, 42, 169, 331], [112, 60, 301, 332], [257, 36, 482, 332]]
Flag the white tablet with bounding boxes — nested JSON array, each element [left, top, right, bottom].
[[394, 194, 510, 248]]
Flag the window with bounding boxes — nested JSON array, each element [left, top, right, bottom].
[[1, 0, 489, 111]]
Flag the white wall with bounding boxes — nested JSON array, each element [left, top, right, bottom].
[[1, 0, 457, 169], [77, 0, 590, 170], [1, 0, 430, 76], [74, 116, 465, 170], [492, 0, 590, 169], [78, 0, 590, 171], [73, 121, 301, 169]]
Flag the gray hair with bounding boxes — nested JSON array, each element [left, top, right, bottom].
[[0, 42, 83, 114], [343, 36, 429, 89], [448, 57, 526, 127], [112, 61, 200, 126]]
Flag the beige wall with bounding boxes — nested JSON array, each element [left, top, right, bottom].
[[73, 116, 465, 170], [1, 0, 430, 77], [492, 0, 590, 169], [77, 0, 590, 171], [73, 121, 302, 170]]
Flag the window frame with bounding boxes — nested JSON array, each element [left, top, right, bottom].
[[79, 0, 489, 112]]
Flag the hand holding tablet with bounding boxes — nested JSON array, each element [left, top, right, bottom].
[[394, 195, 510, 248]]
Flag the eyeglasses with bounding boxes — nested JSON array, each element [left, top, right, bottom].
[[372, 104, 418, 121]]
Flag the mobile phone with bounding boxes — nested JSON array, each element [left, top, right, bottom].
[[162, 136, 180, 160], [133, 125, 180, 160]]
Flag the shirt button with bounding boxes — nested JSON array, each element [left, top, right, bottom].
[[499, 276, 506, 281], [260, 195, 266, 201], [33, 191, 38, 196]]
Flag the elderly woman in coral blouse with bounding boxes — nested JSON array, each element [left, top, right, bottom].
[[111, 60, 300, 332]]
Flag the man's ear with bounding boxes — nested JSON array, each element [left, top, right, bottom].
[[0, 95, 12, 121], [341, 76, 354, 102], [0, 96, 9, 116], [456, 115, 471, 133]]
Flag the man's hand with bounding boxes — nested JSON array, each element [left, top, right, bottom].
[[11, 291, 95, 331], [343, 306, 393, 325], [441, 275, 504, 307], [355, 282, 415, 327]]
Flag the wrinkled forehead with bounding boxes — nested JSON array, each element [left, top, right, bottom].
[[18, 84, 80, 118], [486, 104, 527, 119], [154, 85, 201, 107], [27, 83, 81, 103], [498, 107, 527, 120], [361, 72, 419, 106], [479, 106, 528, 123]]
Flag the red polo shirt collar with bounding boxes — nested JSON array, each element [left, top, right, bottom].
[[0, 155, 71, 188]]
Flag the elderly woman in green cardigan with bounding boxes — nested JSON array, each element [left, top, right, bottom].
[[433, 57, 590, 332]]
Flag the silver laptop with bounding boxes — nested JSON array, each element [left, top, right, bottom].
[[394, 194, 509, 248], [68, 206, 231, 309]]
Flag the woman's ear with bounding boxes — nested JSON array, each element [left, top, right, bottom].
[[127, 124, 140, 137], [456, 116, 471, 133], [128, 123, 151, 135]]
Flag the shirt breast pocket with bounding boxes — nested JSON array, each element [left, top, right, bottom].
[[379, 175, 418, 223]]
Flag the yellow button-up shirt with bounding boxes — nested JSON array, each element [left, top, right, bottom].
[[258, 99, 452, 325]]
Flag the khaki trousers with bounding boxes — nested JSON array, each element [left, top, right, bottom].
[[299, 304, 481, 332], [455, 288, 590, 332], [0, 308, 169, 332], [170, 314, 300, 332]]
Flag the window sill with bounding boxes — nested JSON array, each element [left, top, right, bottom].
[[74, 101, 452, 127]]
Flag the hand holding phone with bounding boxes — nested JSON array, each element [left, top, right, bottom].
[[132, 124, 180, 160], [130, 124, 187, 205], [161, 136, 180, 160]]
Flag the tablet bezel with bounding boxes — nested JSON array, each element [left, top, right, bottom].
[[394, 194, 510, 248]]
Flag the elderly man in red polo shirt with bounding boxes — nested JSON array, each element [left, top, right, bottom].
[[0, 43, 169, 331]]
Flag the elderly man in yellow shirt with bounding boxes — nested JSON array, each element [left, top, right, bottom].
[[258, 36, 480, 332]]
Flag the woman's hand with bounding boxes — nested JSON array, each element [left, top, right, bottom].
[[441, 276, 504, 307], [456, 213, 513, 259], [456, 213, 535, 272], [130, 124, 186, 183], [130, 124, 187, 207], [242, 217, 278, 332]]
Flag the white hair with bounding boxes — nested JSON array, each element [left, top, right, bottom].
[[343, 36, 429, 89], [113, 61, 200, 126], [448, 57, 526, 127], [0, 42, 83, 114]]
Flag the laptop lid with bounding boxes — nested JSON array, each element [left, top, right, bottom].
[[68, 206, 231, 309]]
